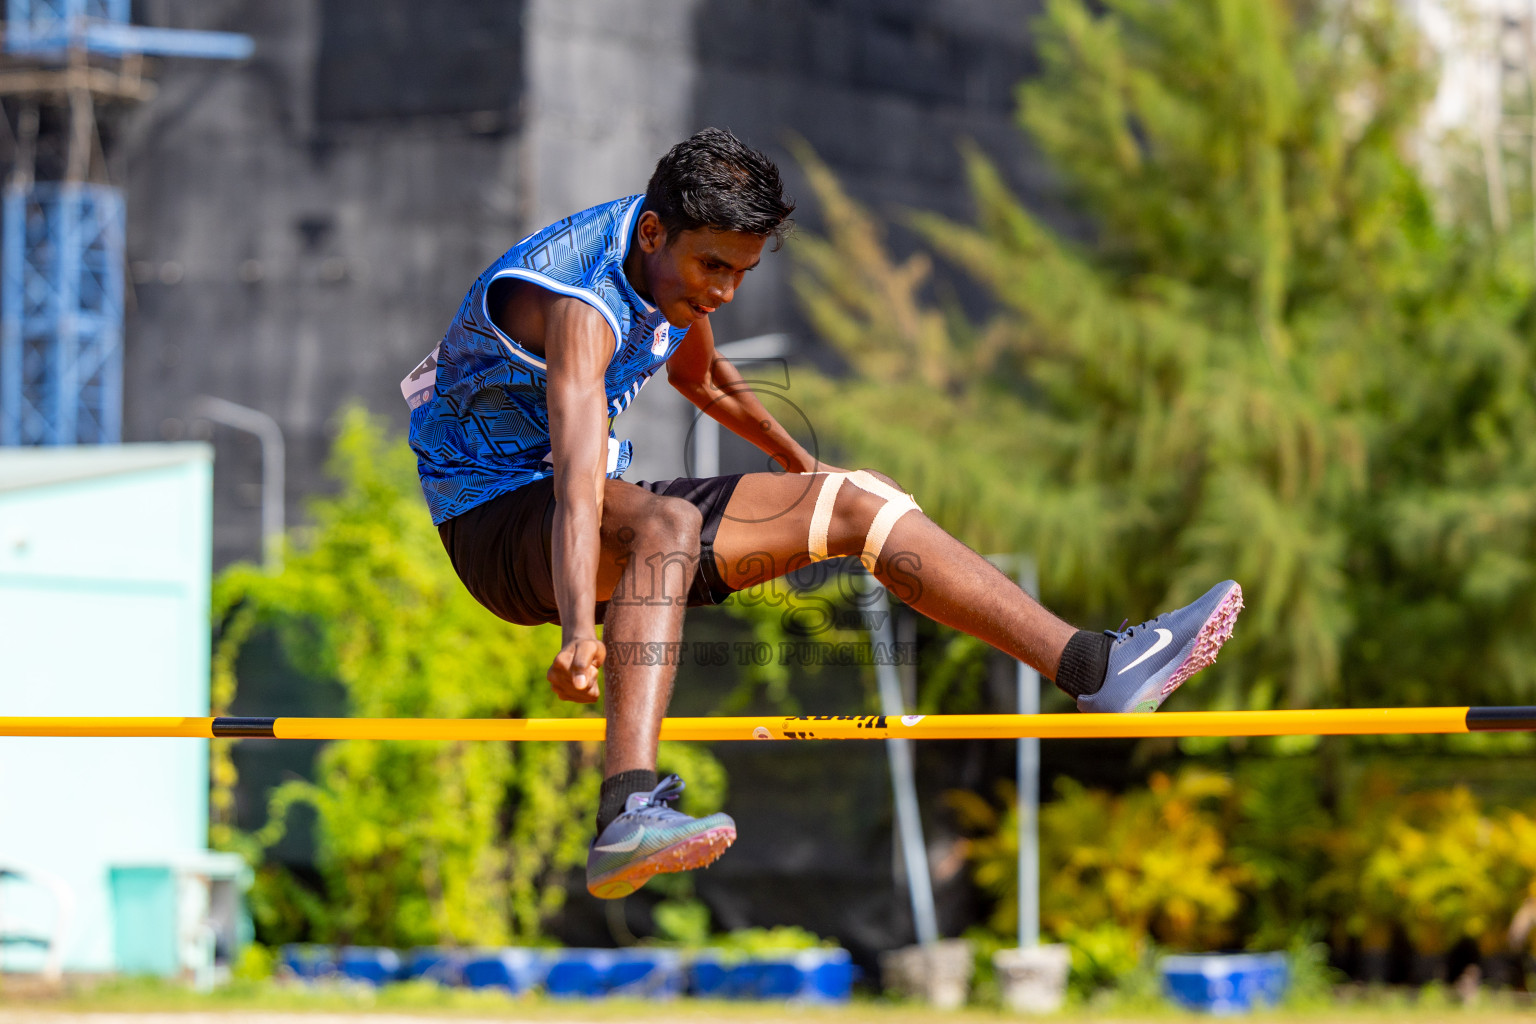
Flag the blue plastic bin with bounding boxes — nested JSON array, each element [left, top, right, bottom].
[[1160, 952, 1289, 1014], [688, 948, 853, 1002], [736, 960, 803, 998], [543, 949, 607, 997], [607, 949, 686, 998], [690, 957, 732, 997], [800, 949, 856, 1002], [338, 946, 401, 986], [401, 947, 465, 985], [461, 948, 547, 993], [280, 944, 337, 980], [541, 948, 685, 998]]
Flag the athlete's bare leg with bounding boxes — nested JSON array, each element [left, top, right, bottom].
[[588, 469, 1076, 776], [711, 471, 1078, 678], [582, 479, 737, 898], [588, 479, 702, 776]]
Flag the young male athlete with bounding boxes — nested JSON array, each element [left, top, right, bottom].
[[404, 129, 1243, 900]]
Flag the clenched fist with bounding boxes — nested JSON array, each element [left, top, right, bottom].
[[548, 635, 605, 703]]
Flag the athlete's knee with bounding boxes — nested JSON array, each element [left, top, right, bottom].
[[807, 470, 921, 569], [858, 469, 903, 492], [828, 485, 885, 546], [627, 495, 703, 561], [610, 497, 701, 607]]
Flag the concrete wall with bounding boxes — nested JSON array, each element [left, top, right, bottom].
[[0, 444, 212, 971], [690, 0, 1050, 338], [118, 1, 528, 565], [522, 0, 707, 482]]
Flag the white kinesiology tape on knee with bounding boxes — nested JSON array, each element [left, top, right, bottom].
[[808, 472, 845, 562], [806, 471, 921, 567], [847, 471, 920, 569]]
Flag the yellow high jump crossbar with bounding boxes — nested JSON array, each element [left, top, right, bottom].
[[0, 707, 1533, 741]]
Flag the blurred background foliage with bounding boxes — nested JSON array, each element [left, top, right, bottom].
[[949, 766, 1536, 995], [790, 0, 1536, 713], [788, 0, 1536, 984]]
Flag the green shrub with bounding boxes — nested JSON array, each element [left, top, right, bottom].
[[953, 766, 1536, 993], [951, 770, 1248, 953], [1041, 770, 1249, 951]]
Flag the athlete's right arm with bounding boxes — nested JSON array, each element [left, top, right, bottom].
[[544, 295, 614, 704]]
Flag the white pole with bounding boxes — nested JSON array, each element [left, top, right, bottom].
[[865, 575, 940, 947], [691, 333, 791, 478], [190, 395, 284, 573], [1016, 560, 1041, 949], [692, 417, 720, 479]]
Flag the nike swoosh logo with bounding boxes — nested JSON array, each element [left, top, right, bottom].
[[593, 829, 644, 854], [1117, 628, 1174, 675]]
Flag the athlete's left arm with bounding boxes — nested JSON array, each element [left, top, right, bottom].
[[667, 317, 822, 474]]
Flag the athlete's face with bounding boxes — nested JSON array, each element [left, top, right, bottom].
[[632, 212, 767, 328]]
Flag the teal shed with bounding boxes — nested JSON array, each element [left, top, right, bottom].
[[0, 444, 213, 972]]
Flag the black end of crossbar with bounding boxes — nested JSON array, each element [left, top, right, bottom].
[[1466, 706, 1536, 731], [212, 716, 277, 738]]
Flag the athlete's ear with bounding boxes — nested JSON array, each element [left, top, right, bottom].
[[636, 210, 668, 253]]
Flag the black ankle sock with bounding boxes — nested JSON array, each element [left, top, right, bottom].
[[596, 769, 658, 833], [1054, 630, 1113, 697]]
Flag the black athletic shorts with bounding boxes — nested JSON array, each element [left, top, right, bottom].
[[437, 474, 745, 627]]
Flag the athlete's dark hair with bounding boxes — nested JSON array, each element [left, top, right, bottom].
[[644, 128, 795, 247]]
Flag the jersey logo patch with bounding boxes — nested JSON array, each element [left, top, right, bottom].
[[401, 345, 441, 409]]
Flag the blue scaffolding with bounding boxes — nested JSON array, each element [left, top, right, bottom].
[[1, 183, 124, 444], [0, 0, 251, 446], [4, 1, 254, 61]]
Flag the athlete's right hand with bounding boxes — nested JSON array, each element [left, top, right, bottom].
[[549, 636, 605, 704]]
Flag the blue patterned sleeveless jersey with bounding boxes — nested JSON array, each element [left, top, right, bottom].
[[403, 195, 689, 524]]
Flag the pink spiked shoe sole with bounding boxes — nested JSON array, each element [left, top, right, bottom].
[[587, 825, 737, 900], [1160, 583, 1244, 698]]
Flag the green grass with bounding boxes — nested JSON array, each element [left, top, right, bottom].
[[0, 976, 1531, 1024]]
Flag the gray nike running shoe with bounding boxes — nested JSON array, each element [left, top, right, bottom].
[[586, 774, 736, 900], [1078, 580, 1244, 713]]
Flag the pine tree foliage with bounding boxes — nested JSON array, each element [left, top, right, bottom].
[[792, 0, 1536, 708]]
